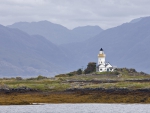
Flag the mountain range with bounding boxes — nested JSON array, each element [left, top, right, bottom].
[[8, 21, 103, 45], [0, 16, 150, 77]]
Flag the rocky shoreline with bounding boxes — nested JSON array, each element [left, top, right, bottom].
[[0, 87, 150, 105], [1, 86, 150, 94], [66, 87, 150, 93], [0, 87, 38, 93]]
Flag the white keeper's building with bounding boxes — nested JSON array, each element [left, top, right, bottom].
[[97, 48, 114, 72]]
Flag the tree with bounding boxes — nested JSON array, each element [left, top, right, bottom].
[[37, 75, 47, 80], [84, 62, 96, 74], [76, 69, 82, 75]]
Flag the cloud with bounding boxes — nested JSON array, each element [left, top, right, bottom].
[[0, 0, 150, 29]]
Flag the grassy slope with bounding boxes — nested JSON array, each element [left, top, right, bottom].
[[0, 68, 150, 91]]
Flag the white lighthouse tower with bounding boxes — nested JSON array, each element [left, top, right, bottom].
[[98, 48, 105, 65], [97, 48, 114, 72]]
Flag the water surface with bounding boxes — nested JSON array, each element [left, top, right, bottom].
[[0, 104, 149, 113]]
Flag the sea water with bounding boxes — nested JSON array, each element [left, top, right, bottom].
[[0, 104, 149, 113]]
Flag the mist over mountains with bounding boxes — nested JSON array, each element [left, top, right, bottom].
[[0, 16, 150, 77]]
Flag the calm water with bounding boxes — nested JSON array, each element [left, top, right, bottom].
[[0, 104, 149, 113]]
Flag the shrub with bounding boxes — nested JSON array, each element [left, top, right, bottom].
[[37, 75, 47, 80], [84, 62, 96, 74], [55, 74, 68, 77], [76, 69, 82, 75], [67, 73, 74, 76], [16, 77, 23, 80]]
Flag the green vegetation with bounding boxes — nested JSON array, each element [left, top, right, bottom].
[[95, 71, 119, 75], [0, 76, 69, 91], [76, 69, 82, 75], [55, 71, 77, 77], [0, 68, 149, 91], [84, 62, 96, 74]]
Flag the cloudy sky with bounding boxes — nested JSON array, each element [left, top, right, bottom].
[[0, 0, 150, 29]]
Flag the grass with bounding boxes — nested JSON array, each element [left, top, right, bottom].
[[0, 78, 71, 91], [0, 78, 149, 91], [0, 69, 150, 91]]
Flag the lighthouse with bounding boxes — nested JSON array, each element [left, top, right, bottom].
[[97, 48, 114, 72], [98, 48, 105, 65]]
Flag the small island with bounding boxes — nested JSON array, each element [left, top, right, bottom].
[[0, 67, 150, 105]]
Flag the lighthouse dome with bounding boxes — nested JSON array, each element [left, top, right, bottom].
[[100, 48, 103, 51]]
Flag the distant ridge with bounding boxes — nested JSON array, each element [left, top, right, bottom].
[[8, 21, 103, 45], [129, 17, 145, 23], [0, 24, 76, 76]]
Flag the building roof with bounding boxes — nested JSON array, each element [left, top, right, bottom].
[[100, 48, 103, 51], [106, 62, 112, 67], [98, 62, 113, 68]]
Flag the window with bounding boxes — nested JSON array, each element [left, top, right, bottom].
[[107, 68, 109, 72]]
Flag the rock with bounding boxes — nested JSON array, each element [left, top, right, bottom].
[[0, 87, 38, 93]]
